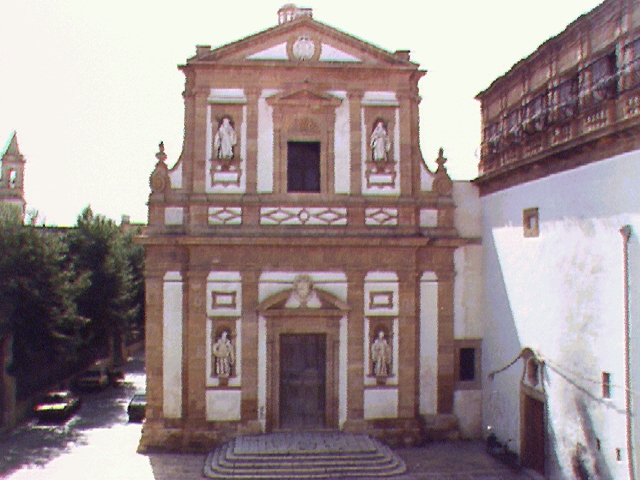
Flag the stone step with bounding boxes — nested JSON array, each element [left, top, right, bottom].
[[214, 444, 401, 469], [204, 433, 407, 479]]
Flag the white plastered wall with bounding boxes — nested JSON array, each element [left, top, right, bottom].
[[419, 272, 438, 416], [481, 151, 640, 479], [330, 90, 350, 194], [257, 90, 278, 193], [452, 181, 484, 438], [163, 271, 183, 419]]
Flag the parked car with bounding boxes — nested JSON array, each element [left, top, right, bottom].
[[75, 360, 110, 390], [34, 390, 81, 422], [127, 391, 146, 422]]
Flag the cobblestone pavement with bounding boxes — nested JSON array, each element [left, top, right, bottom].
[[145, 441, 533, 480]]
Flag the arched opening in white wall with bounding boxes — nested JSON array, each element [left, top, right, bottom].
[[520, 348, 546, 476]]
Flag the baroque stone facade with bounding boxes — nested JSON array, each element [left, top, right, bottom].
[[139, 4, 481, 451]]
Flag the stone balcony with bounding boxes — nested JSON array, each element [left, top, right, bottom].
[[476, 50, 640, 195], [476, 77, 640, 194]]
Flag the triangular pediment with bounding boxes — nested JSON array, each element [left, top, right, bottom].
[[190, 16, 417, 68], [267, 86, 343, 107]]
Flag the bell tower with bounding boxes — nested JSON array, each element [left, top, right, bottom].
[[0, 132, 26, 216]]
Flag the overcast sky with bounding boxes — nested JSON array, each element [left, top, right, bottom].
[[0, 0, 603, 226]]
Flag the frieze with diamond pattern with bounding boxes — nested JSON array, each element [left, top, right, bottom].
[[209, 207, 243, 225], [260, 207, 347, 226]]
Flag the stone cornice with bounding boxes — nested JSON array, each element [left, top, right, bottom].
[[137, 234, 480, 248]]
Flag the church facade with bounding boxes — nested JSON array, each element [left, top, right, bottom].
[[139, 5, 483, 451]]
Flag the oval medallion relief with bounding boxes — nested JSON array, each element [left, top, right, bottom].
[[288, 35, 320, 61]]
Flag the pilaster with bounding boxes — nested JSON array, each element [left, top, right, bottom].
[[245, 89, 260, 193], [397, 90, 414, 196], [348, 90, 363, 195], [192, 86, 210, 193], [397, 268, 419, 418], [346, 270, 365, 420], [144, 272, 164, 422], [185, 268, 208, 426], [436, 270, 455, 414], [241, 270, 260, 419]]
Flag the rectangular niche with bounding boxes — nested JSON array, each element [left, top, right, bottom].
[[206, 272, 242, 317], [206, 317, 242, 388], [364, 317, 399, 387], [364, 272, 399, 316]]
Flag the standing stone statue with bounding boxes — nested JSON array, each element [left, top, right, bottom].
[[212, 330, 235, 377], [371, 330, 392, 377], [213, 117, 238, 159], [370, 121, 391, 162]]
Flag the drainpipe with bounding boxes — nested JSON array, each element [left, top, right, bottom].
[[621, 225, 636, 480]]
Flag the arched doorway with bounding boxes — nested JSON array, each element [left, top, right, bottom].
[[520, 350, 546, 476]]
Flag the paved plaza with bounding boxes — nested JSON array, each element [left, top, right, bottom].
[[145, 440, 535, 480]]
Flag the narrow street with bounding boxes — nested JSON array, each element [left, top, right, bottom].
[[0, 354, 531, 480], [0, 354, 155, 480]]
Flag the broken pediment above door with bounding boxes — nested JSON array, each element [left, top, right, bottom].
[[257, 276, 349, 317]]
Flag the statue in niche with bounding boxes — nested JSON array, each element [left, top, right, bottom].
[[213, 117, 237, 160], [212, 330, 235, 378], [285, 274, 322, 308], [371, 330, 392, 377], [370, 121, 391, 162]]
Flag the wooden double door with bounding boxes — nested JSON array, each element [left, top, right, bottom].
[[279, 334, 326, 429], [265, 316, 341, 431]]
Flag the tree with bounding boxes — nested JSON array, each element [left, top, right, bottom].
[[65, 207, 143, 365], [0, 205, 87, 397], [120, 226, 145, 344]]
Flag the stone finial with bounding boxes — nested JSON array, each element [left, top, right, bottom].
[[435, 147, 447, 171], [433, 147, 453, 195], [150, 141, 170, 193], [155, 141, 167, 163]]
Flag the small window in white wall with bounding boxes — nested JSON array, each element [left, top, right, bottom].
[[459, 348, 476, 381], [602, 372, 612, 398], [454, 339, 481, 390], [523, 207, 539, 237]]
